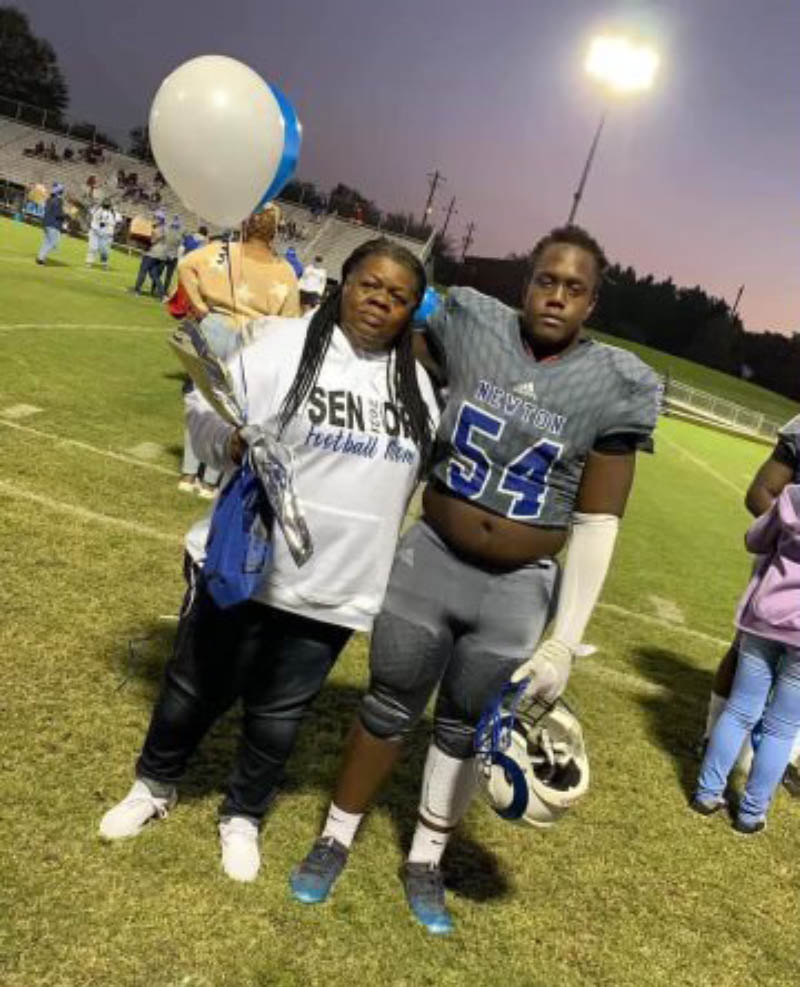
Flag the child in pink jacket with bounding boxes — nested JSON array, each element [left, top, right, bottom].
[[693, 484, 800, 834]]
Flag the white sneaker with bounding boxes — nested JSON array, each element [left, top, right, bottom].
[[219, 816, 260, 882], [196, 482, 218, 501], [99, 779, 177, 840]]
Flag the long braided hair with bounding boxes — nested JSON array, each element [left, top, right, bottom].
[[277, 238, 434, 470]]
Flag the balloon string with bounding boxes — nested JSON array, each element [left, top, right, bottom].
[[225, 225, 249, 419]]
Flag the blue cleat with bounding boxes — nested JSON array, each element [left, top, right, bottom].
[[402, 862, 454, 935], [290, 836, 349, 904]]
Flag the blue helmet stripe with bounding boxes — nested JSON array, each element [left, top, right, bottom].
[[492, 751, 528, 820]]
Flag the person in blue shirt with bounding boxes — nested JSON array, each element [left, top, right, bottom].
[[35, 183, 65, 265], [285, 246, 303, 279]]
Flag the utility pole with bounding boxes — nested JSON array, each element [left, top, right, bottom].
[[460, 221, 476, 263], [731, 284, 745, 318], [567, 111, 606, 225], [440, 196, 457, 239], [420, 170, 445, 229]]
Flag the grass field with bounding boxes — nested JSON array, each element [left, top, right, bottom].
[[2, 218, 800, 987]]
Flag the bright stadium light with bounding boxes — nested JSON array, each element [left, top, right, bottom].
[[566, 33, 659, 223], [585, 35, 659, 94]]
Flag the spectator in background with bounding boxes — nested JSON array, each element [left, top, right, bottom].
[[170, 224, 216, 496], [161, 215, 183, 295], [130, 210, 168, 297], [177, 203, 299, 357], [298, 255, 328, 313], [174, 205, 299, 496], [180, 225, 208, 256], [86, 198, 117, 269], [63, 146, 74, 161], [693, 485, 800, 835], [35, 183, 65, 265]]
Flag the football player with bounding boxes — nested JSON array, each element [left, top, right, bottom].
[[290, 225, 660, 933]]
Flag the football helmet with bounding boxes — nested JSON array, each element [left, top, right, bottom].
[[474, 681, 590, 829]]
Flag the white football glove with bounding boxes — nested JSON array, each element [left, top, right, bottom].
[[510, 639, 574, 704]]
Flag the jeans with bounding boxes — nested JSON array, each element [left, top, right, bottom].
[[136, 565, 351, 819], [162, 258, 178, 295], [134, 256, 164, 295], [37, 226, 60, 261], [87, 231, 112, 265], [181, 422, 221, 485], [696, 631, 800, 823], [199, 313, 242, 363]]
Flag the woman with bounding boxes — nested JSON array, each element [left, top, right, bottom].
[[176, 205, 301, 495], [178, 203, 300, 358], [99, 239, 437, 885]]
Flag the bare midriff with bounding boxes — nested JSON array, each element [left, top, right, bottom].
[[422, 481, 567, 570]]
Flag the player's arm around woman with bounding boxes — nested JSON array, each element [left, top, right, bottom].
[[98, 239, 437, 885]]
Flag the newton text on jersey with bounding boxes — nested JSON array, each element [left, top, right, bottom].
[[474, 379, 566, 437]]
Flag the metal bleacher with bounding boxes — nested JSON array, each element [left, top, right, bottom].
[[0, 114, 435, 278], [0, 116, 206, 231], [288, 210, 433, 283]]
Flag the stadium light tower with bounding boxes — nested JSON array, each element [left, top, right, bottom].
[[567, 34, 659, 225]]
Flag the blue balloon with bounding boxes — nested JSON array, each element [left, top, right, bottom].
[[412, 286, 440, 325], [257, 83, 302, 209]]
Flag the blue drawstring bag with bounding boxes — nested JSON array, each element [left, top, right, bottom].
[[203, 460, 274, 609]]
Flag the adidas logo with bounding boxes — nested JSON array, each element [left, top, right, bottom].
[[511, 380, 537, 400]]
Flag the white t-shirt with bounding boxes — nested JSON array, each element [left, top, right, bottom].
[[90, 206, 116, 236], [185, 316, 439, 631], [298, 264, 327, 295]]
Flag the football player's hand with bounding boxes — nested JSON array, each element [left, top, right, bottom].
[[510, 639, 574, 704]]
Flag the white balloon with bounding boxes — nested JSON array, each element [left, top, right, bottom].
[[149, 55, 286, 228]]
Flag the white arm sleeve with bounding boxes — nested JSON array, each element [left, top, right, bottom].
[[551, 512, 619, 648], [185, 387, 236, 470]]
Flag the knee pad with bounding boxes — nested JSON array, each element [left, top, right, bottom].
[[359, 687, 417, 741], [432, 715, 476, 761], [361, 610, 450, 741]]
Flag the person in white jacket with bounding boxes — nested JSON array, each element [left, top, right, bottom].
[[86, 199, 117, 268], [99, 239, 438, 884]]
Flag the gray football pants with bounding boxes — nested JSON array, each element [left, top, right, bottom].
[[360, 519, 559, 759]]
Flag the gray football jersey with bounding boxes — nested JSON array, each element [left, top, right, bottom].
[[426, 287, 660, 528]]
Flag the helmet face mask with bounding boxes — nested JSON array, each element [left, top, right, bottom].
[[474, 683, 590, 829]]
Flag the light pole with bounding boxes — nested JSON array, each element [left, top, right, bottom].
[[567, 34, 659, 225]]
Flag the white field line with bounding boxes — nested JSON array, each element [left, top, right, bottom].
[[576, 660, 676, 701], [0, 418, 176, 476], [658, 432, 746, 498], [0, 478, 182, 545], [0, 322, 165, 333], [596, 602, 729, 648], [0, 252, 132, 279]]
